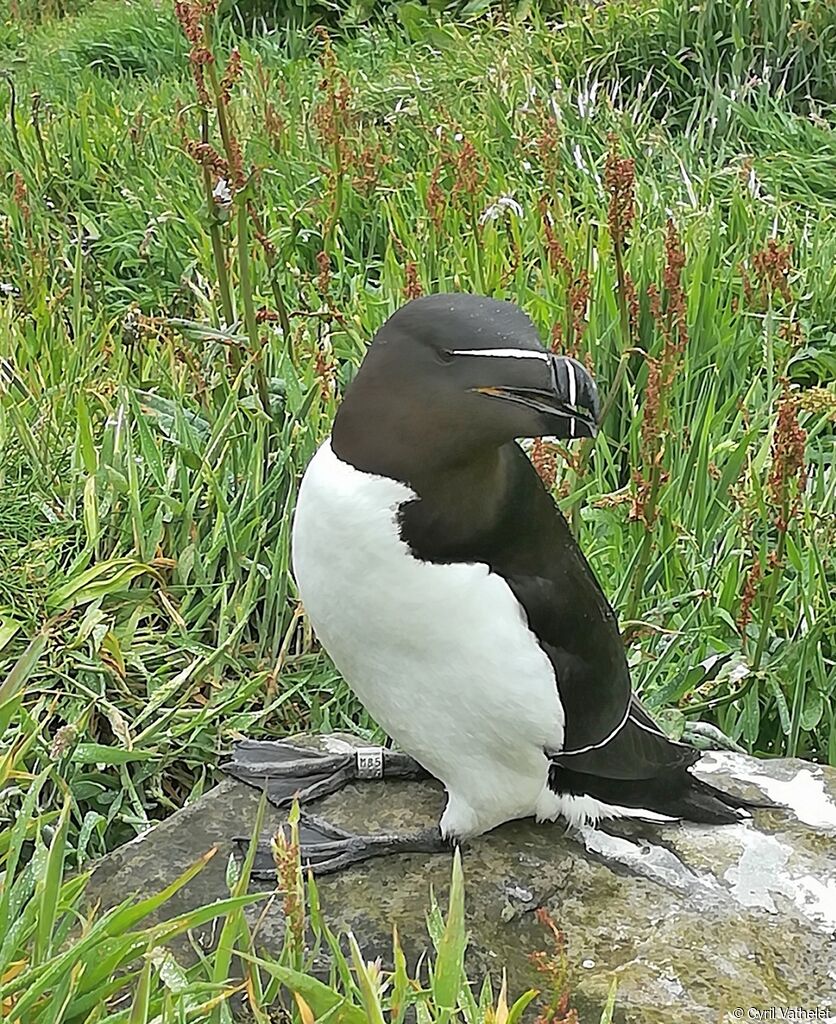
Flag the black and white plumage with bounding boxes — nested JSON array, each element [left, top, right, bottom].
[[291, 293, 753, 844]]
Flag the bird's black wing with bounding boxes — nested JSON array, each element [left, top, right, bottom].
[[399, 441, 692, 779], [400, 443, 749, 821], [554, 696, 698, 778], [502, 568, 631, 756], [495, 448, 695, 778]]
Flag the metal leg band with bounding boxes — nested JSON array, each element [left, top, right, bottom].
[[355, 746, 385, 780]]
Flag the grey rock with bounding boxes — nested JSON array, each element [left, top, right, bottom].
[[87, 735, 836, 1022]]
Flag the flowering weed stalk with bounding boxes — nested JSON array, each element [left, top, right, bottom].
[[749, 384, 808, 672], [271, 802, 306, 971], [313, 27, 353, 262], [736, 238, 808, 682], [624, 219, 688, 622], [537, 196, 594, 528], [453, 136, 488, 292], [604, 135, 636, 354], [175, 0, 271, 414]]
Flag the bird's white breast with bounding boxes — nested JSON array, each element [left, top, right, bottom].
[[291, 440, 565, 837]]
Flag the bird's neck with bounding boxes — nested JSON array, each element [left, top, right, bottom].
[[396, 444, 529, 563]]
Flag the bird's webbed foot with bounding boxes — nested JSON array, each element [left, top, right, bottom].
[[222, 739, 428, 809], [237, 813, 451, 878]]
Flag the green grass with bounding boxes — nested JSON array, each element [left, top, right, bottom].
[[1, 763, 585, 1024], [0, 0, 834, 1018]]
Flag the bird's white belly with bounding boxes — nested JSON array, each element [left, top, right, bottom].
[[291, 440, 565, 837]]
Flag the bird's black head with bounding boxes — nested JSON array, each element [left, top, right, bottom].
[[331, 293, 599, 483]]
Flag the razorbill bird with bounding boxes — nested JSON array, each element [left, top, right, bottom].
[[227, 293, 759, 873]]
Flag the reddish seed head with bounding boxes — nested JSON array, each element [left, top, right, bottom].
[[768, 383, 807, 532], [314, 25, 335, 70], [568, 270, 590, 347], [452, 137, 485, 200], [646, 219, 688, 378], [315, 250, 331, 296], [633, 228, 686, 534], [623, 270, 639, 337], [426, 162, 447, 232], [219, 47, 242, 105], [183, 139, 228, 179], [531, 438, 558, 490], [314, 343, 336, 401], [534, 113, 562, 188], [12, 171, 29, 220], [741, 238, 793, 309], [174, 0, 214, 105], [312, 25, 355, 170], [539, 197, 572, 277], [226, 133, 245, 190], [662, 218, 687, 355], [753, 238, 793, 304], [738, 559, 762, 631], [353, 143, 390, 196], [604, 134, 635, 247], [403, 261, 422, 301], [263, 98, 284, 151]]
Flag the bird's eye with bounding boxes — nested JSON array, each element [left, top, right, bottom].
[[436, 349, 455, 366]]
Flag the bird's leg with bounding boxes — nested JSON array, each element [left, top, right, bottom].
[[226, 740, 445, 876], [239, 814, 452, 879], [223, 739, 430, 809]]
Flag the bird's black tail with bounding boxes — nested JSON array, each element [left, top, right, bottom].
[[550, 762, 778, 826], [657, 771, 774, 825], [550, 699, 779, 826]]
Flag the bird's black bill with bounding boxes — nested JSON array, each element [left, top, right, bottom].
[[473, 355, 599, 438]]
